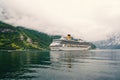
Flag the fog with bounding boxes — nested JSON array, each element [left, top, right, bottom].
[[0, 0, 120, 41]]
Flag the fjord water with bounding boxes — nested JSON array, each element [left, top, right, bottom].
[[0, 50, 120, 80]]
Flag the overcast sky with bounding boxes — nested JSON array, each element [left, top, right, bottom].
[[1, 0, 120, 41]]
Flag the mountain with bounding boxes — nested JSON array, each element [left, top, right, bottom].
[[0, 21, 96, 50], [0, 21, 53, 50], [93, 33, 120, 49], [0, 1, 95, 50]]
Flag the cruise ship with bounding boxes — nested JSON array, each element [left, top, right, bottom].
[[50, 34, 92, 51]]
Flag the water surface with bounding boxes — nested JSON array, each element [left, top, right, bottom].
[[0, 50, 120, 80]]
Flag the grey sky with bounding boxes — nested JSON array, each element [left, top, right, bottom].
[[1, 0, 120, 41]]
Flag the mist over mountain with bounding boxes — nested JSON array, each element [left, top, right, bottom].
[[0, 0, 120, 48], [0, 1, 65, 37], [0, 2, 10, 20], [0, 0, 120, 41]]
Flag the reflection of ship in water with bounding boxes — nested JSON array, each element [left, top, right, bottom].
[[50, 34, 92, 51], [50, 51, 90, 69]]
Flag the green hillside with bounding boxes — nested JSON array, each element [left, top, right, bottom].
[[0, 21, 53, 50], [0, 21, 96, 50]]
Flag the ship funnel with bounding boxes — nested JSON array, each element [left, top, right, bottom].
[[67, 34, 72, 40]]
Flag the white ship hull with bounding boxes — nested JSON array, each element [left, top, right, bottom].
[[50, 34, 93, 51], [50, 46, 90, 51]]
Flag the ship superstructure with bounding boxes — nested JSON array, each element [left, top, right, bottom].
[[50, 34, 91, 50]]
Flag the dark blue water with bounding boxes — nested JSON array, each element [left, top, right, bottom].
[[0, 50, 120, 80]]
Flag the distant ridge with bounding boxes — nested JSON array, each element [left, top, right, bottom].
[[93, 33, 120, 49]]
